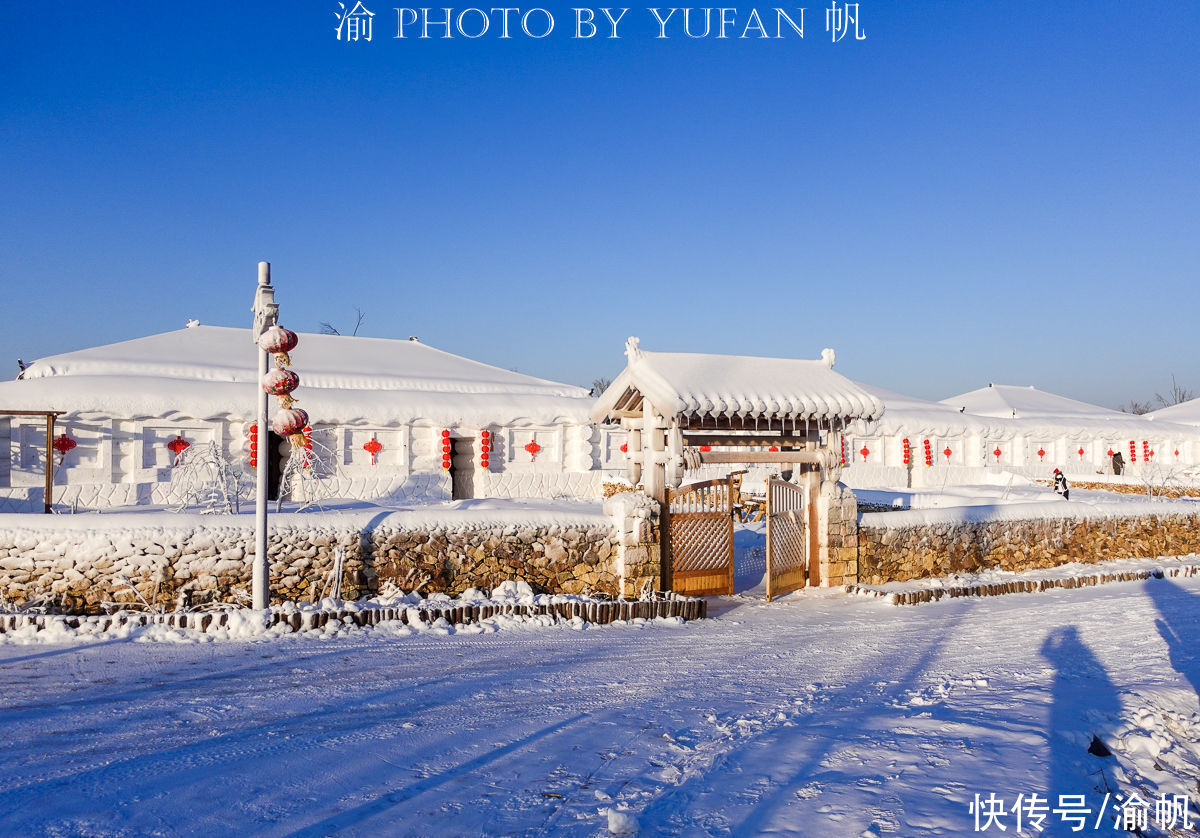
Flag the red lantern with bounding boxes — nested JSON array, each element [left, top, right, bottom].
[[1129, 440, 1137, 463], [699, 445, 711, 452], [363, 437, 382, 465], [52, 433, 76, 464], [943, 446, 952, 460], [167, 435, 190, 463], [1078, 447, 1085, 459], [441, 429, 451, 438], [257, 325, 298, 355], [902, 438, 911, 466], [840, 434, 847, 466], [480, 455, 490, 468], [442, 443, 452, 454], [1175, 449, 1180, 458], [248, 424, 259, 468], [923, 439, 932, 467], [768, 446, 780, 453], [619, 442, 628, 453], [525, 440, 542, 460], [1037, 447, 1045, 461], [261, 368, 300, 396], [271, 408, 309, 437], [1106, 448, 1114, 457], [859, 445, 869, 460], [993, 447, 1002, 461]]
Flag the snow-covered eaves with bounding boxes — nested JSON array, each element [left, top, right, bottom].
[[590, 338, 883, 425], [1, 326, 593, 427], [861, 382, 1197, 441]]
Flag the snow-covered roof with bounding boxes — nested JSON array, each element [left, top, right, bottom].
[[850, 382, 1195, 442], [1147, 398, 1200, 427], [591, 338, 883, 425], [0, 325, 592, 426], [940, 384, 1129, 421]]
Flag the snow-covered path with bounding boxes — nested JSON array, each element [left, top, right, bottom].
[[2, 577, 1199, 837]]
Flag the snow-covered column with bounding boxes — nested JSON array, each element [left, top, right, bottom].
[[250, 262, 278, 611], [641, 400, 667, 504]]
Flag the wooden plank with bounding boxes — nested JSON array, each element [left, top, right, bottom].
[[0, 410, 65, 417], [682, 434, 819, 447], [699, 451, 822, 464]]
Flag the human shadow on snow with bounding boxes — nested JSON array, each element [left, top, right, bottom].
[[1039, 625, 1123, 815], [1145, 575, 1200, 700]]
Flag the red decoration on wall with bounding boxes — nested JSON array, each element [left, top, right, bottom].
[[1078, 447, 1085, 459], [699, 445, 711, 452], [993, 447, 1002, 461], [859, 445, 870, 460], [1106, 448, 1114, 458], [524, 440, 542, 460], [167, 435, 190, 463], [1037, 447, 1046, 461], [943, 446, 952, 460], [923, 439, 932, 467], [363, 437, 382, 465], [52, 433, 76, 464], [1175, 449, 1181, 458], [619, 442, 628, 453], [840, 435, 847, 466], [902, 438, 911, 466], [479, 430, 491, 469], [768, 446, 780, 453], [1129, 440, 1137, 463], [248, 424, 259, 468]]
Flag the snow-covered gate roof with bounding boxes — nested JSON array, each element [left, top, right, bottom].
[[590, 338, 883, 429]]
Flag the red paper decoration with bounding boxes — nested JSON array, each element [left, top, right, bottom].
[[524, 440, 542, 460], [619, 443, 628, 453], [902, 438, 911, 466], [923, 439, 932, 467], [1175, 449, 1181, 457], [699, 445, 711, 452], [768, 446, 780, 453], [993, 447, 1002, 461], [167, 435, 190, 463], [441, 429, 453, 470], [1129, 440, 1137, 463], [1078, 447, 1085, 459], [248, 424, 259, 468], [363, 437, 382, 465], [52, 433, 76, 464], [1037, 447, 1046, 461], [840, 435, 847, 466], [1106, 448, 1114, 457], [859, 445, 870, 460], [943, 446, 952, 460]]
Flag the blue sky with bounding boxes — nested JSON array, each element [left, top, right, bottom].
[[3, 2, 1196, 408]]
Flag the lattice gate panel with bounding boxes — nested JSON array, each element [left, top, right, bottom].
[[666, 477, 734, 597], [766, 477, 807, 601]]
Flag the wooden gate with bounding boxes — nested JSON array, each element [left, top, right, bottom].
[[665, 477, 735, 596], [765, 477, 807, 601]]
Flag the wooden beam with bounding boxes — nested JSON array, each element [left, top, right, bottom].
[[699, 451, 822, 465], [0, 410, 66, 417], [683, 433, 819, 448], [44, 413, 54, 514]]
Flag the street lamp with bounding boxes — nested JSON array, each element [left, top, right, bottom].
[[250, 261, 278, 611]]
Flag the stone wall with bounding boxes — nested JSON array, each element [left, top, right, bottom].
[[858, 512, 1200, 585], [0, 521, 619, 615], [821, 483, 859, 586]]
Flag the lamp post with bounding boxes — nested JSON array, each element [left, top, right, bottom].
[[250, 261, 278, 611]]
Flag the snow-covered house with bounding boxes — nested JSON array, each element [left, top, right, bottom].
[[0, 325, 619, 511], [839, 382, 1200, 488]]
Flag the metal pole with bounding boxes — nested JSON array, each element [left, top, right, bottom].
[[44, 413, 55, 514], [251, 261, 277, 611]]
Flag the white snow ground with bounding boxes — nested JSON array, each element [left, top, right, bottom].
[[2, 567, 1199, 836]]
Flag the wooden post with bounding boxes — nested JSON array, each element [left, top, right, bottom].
[[806, 444, 821, 587], [44, 412, 55, 514]]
